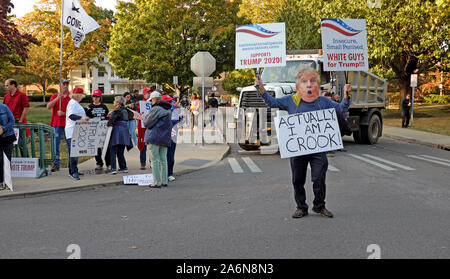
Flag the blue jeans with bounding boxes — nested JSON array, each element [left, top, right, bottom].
[[167, 141, 176, 176], [290, 153, 328, 210], [53, 126, 65, 166], [66, 138, 79, 176], [140, 144, 151, 166], [110, 144, 127, 171], [209, 108, 217, 127], [128, 120, 137, 146]]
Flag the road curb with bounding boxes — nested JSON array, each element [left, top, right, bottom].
[[382, 134, 450, 151], [0, 144, 232, 201]]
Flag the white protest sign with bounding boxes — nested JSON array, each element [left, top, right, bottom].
[[123, 174, 154, 186], [70, 120, 102, 157], [96, 120, 109, 148], [101, 126, 113, 161], [235, 22, 286, 69], [139, 100, 151, 128], [13, 128, 19, 145], [321, 19, 369, 71], [275, 108, 343, 159], [3, 152, 13, 191], [11, 157, 39, 178]]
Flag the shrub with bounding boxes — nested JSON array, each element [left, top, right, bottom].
[[423, 94, 449, 104], [387, 92, 401, 105]]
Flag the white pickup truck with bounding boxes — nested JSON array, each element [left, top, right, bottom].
[[235, 49, 388, 151]]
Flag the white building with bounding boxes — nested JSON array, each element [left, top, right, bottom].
[[69, 53, 153, 95]]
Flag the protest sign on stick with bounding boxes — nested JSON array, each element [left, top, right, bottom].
[[3, 152, 13, 191], [139, 101, 151, 128], [70, 120, 102, 157], [101, 126, 113, 161], [275, 108, 343, 159]]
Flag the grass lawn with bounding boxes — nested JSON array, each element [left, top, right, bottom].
[[382, 103, 450, 136], [18, 102, 116, 168]]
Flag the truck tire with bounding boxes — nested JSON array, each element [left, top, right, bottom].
[[362, 114, 381, 144], [238, 143, 261, 151]]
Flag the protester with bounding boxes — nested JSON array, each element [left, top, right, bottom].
[[401, 94, 412, 128], [86, 89, 110, 170], [123, 92, 138, 146], [3, 79, 29, 157], [256, 67, 351, 219], [46, 79, 71, 172], [144, 91, 172, 188], [190, 93, 200, 130], [332, 93, 341, 102], [107, 96, 132, 175], [131, 89, 139, 104], [207, 93, 219, 128], [0, 104, 16, 190], [65, 88, 90, 180], [137, 87, 152, 170], [162, 94, 183, 182], [180, 95, 191, 127]]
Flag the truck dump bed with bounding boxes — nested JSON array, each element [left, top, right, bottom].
[[340, 70, 387, 109]]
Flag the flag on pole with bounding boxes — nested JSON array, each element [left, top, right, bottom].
[[127, 108, 146, 121], [3, 152, 13, 191], [62, 0, 101, 47]]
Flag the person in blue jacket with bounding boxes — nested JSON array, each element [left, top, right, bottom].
[[256, 67, 352, 219], [0, 104, 16, 190]]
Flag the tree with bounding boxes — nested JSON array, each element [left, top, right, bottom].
[[108, 0, 244, 93], [16, 0, 112, 80], [222, 69, 254, 95]]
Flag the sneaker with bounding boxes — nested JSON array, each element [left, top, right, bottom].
[[312, 207, 334, 218], [292, 209, 308, 218], [51, 164, 60, 172], [168, 176, 176, 182], [119, 168, 128, 173], [69, 173, 80, 180], [110, 169, 118, 175]]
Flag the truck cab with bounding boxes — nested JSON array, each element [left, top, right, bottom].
[[235, 49, 387, 151]]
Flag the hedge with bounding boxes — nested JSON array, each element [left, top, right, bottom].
[[27, 94, 146, 104]]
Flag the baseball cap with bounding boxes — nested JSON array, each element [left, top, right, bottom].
[[142, 87, 152, 94], [73, 88, 84, 94], [161, 94, 173, 102], [150, 91, 161, 100], [93, 90, 102, 97]]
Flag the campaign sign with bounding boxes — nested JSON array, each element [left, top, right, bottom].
[[11, 157, 39, 178], [123, 174, 154, 186], [275, 108, 343, 159], [321, 18, 369, 71], [13, 128, 19, 145], [235, 22, 286, 69], [70, 120, 102, 157], [139, 100, 151, 128], [96, 120, 109, 148]]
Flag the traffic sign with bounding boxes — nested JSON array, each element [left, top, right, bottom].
[[191, 52, 216, 77], [411, 74, 418, 88]]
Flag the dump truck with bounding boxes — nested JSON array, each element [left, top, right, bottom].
[[235, 49, 388, 151]]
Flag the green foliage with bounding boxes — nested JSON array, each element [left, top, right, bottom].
[[222, 69, 255, 95], [109, 0, 244, 90], [423, 94, 449, 104]]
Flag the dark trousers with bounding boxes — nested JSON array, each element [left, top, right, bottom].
[[140, 144, 150, 166], [290, 152, 328, 211], [0, 142, 13, 183], [167, 141, 177, 176], [402, 110, 411, 127], [95, 147, 110, 167], [15, 120, 28, 157], [53, 126, 65, 166], [110, 144, 127, 171], [66, 138, 79, 176]]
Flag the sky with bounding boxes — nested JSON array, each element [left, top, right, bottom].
[[10, 0, 118, 18]]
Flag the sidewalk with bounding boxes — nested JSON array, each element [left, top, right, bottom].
[[0, 136, 230, 199], [382, 125, 450, 151]]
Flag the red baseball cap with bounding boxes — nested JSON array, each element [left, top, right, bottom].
[[73, 88, 84, 94], [142, 87, 152, 94], [161, 94, 173, 102], [93, 90, 102, 96]]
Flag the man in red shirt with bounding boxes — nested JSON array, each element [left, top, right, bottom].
[[3, 79, 30, 157], [46, 79, 71, 171]]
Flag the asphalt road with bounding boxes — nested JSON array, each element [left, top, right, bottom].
[[0, 137, 449, 259]]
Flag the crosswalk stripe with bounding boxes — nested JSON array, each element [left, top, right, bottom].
[[420, 155, 450, 164], [228, 158, 244, 173], [242, 157, 262, 173], [348, 154, 396, 171], [362, 154, 415, 170], [407, 155, 450, 167]]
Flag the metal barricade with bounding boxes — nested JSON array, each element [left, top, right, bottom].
[[12, 123, 56, 178]]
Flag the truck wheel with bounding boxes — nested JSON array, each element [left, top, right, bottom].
[[353, 130, 363, 144], [362, 114, 381, 144]]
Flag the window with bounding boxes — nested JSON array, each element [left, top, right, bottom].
[[98, 69, 105, 77], [81, 69, 86, 78], [98, 84, 104, 93]]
